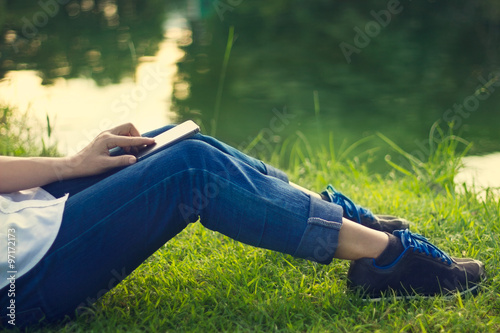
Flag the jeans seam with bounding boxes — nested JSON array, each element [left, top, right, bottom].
[[307, 217, 342, 229]]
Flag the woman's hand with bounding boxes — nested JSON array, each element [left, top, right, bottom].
[[68, 123, 155, 177], [0, 123, 155, 193]]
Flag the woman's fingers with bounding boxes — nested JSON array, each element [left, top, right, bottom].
[[109, 122, 142, 138], [102, 123, 155, 151], [104, 135, 155, 150], [69, 123, 156, 177]]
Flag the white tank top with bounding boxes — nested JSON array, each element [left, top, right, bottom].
[[0, 187, 67, 289]]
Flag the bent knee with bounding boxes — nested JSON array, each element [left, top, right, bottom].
[[148, 139, 223, 171], [171, 139, 215, 164]]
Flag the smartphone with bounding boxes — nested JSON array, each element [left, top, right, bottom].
[[135, 120, 200, 161]]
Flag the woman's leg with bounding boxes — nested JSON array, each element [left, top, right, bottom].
[[142, 125, 289, 182], [42, 125, 288, 198], [4, 139, 351, 325]]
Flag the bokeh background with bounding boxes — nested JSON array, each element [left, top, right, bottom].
[[1, 0, 499, 175]]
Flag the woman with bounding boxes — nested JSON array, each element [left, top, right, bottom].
[[0, 123, 485, 327]]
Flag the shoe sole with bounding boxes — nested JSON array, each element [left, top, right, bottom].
[[350, 275, 486, 302]]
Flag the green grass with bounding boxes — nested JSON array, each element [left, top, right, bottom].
[[2, 111, 499, 332], [0, 105, 58, 157]]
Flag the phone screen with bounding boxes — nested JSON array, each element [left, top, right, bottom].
[[135, 120, 200, 160]]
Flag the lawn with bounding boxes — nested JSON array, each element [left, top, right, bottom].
[[2, 107, 499, 332]]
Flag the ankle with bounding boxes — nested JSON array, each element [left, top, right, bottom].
[[374, 233, 405, 266], [335, 219, 390, 260]]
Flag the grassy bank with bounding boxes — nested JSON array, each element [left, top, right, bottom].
[[0, 105, 58, 157], [2, 111, 499, 332]]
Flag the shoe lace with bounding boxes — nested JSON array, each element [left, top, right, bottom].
[[326, 185, 360, 222], [326, 185, 374, 223], [398, 229, 452, 265]]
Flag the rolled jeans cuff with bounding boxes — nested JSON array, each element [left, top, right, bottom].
[[294, 196, 343, 265], [264, 163, 289, 182]]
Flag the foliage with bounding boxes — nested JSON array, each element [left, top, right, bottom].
[[0, 105, 58, 157], [2, 122, 498, 332], [378, 121, 473, 193], [0, 0, 166, 85], [172, 1, 500, 155]]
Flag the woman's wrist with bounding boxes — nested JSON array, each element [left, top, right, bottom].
[[63, 154, 94, 179], [50, 155, 85, 181]]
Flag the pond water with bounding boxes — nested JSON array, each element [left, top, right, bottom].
[[456, 153, 500, 190], [1, 1, 499, 187], [0, 15, 187, 155]]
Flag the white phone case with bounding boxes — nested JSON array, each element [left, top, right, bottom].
[[136, 120, 200, 161]]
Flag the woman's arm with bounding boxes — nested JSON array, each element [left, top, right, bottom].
[[0, 123, 154, 193], [0, 155, 75, 193]]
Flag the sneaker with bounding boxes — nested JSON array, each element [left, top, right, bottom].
[[321, 185, 410, 233], [347, 229, 486, 300]]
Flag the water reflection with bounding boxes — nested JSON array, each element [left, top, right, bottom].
[[1, 1, 500, 172], [456, 153, 500, 190], [0, 37, 182, 154], [172, 1, 500, 164], [1, 0, 166, 84], [0, 3, 188, 154]]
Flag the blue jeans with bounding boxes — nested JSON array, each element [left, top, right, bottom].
[[0, 126, 343, 327]]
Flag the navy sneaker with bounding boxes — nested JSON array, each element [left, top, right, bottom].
[[321, 185, 410, 233], [347, 229, 486, 300]]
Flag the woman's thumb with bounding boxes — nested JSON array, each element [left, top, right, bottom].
[[125, 155, 137, 165], [112, 154, 137, 168]]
